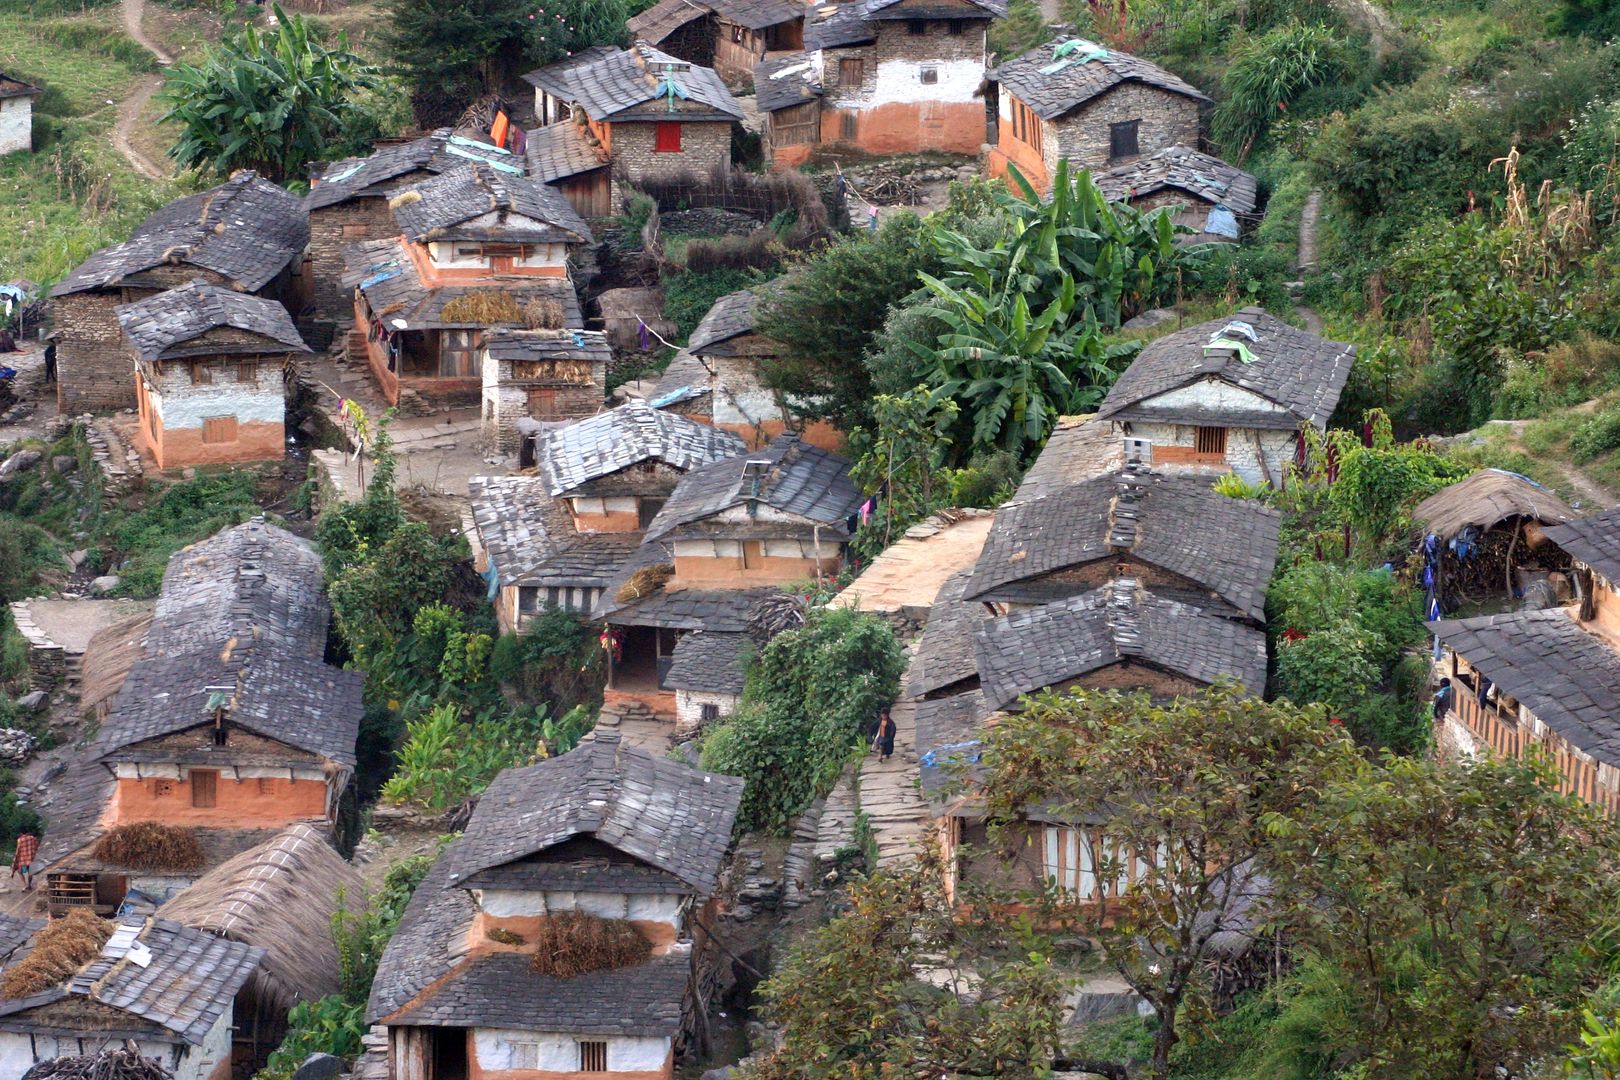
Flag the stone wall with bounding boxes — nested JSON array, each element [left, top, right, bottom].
[[1130, 420, 1296, 486], [6, 601, 64, 691], [821, 16, 990, 155], [308, 194, 414, 323], [611, 117, 732, 203], [1054, 83, 1201, 171], [54, 290, 143, 413], [0, 95, 31, 156], [137, 346, 290, 469], [675, 688, 740, 737]]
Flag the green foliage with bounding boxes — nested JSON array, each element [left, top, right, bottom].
[[380, 697, 589, 811], [662, 267, 760, 341], [256, 994, 368, 1080], [326, 524, 464, 677], [0, 772, 43, 864], [700, 607, 905, 834], [0, 516, 59, 606], [847, 387, 960, 559], [1212, 23, 1352, 161], [1572, 404, 1620, 462], [1212, 473, 1269, 499], [488, 608, 603, 714], [99, 471, 268, 597], [989, 0, 1052, 57], [160, 4, 387, 183]]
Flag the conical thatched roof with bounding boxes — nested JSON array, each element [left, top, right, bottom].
[[159, 823, 363, 1014]]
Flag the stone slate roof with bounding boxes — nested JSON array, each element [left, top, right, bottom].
[[469, 475, 645, 589], [54, 173, 307, 297], [974, 579, 1268, 711], [0, 914, 263, 1046], [645, 433, 860, 542], [712, 0, 808, 28], [389, 163, 592, 245], [628, 0, 711, 43], [1543, 507, 1620, 585], [602, 582, 778, 631], [904, 569, 987, 699], [964, 467, 1281, 621], [1096, 307, 1355, 431], [1093, 145, 1258, 215], [865, 0, 1006, 16], [631, 0, 805, 38], [116, 280, 309, 362], [688, 286, 765, 354], [990, 38, 1208, 119], [1433, 608, 1620, 768], [650, 350, 715, 406], [306, 129, 517, 211], [662, 630, 753, 695], [1014, 416, 1124, 500], [807, 0, 1002, 47], [31, 760, 118, 872], [344, 238, 584, 331], [915, 689, 988, 799], [523, 120, 609, 183], [522, 44, 743, 123], [0, 73, 42, 100], [520, 45, 624, 98], [536, 402, 746, 497], [484, 326, 612, 367], [755, 54, 823, 112]]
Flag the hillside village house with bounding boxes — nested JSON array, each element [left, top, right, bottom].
[[0, 914, 262, 1080], [50, 172, 308, 414], [469, 404, 745, 631], [629, 0, 809, 80], [367, 732, 743, 1080], [36, 519, 363, 915], [0, 72, 42, 156], [161, 823, 366, 1069], [343, 163, 591, 410], [1094, 308, 1355, 485], [594, 434, 862, 732], [523, 44, 745, 206], [986, 39, 1208, 192], [755, 0, 1007, 167], [306, 128, 518, 323], [1432, 504, 1620, 815], [480, 327, 612, 453], [1093, 144, 1259, 242], [116, 281, 310, 470]]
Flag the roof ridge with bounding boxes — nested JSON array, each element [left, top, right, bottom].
[[1107, 576, 1142, 657], [1107, 464, 1153, 550]]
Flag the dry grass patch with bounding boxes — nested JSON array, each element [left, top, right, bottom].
[[529, 912, 651, 979], [92, 822, 205, 872], [1, 909, 111, 998]]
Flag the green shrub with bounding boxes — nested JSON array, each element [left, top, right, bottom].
[[0, 516, 59, 605], [663, 267, 766, 341], [620, 193, 656, 239], [489, 608, 604, 714], [99, 471, 268, 597], [1572, 406, 1620, 462]]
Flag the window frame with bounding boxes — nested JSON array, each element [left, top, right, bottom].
[[654, 121, 683, 153], [919, 64, 938, 85], [1195, 426, 1228, 456], [906, 18, 927, 34], [578, 1040, 608, 1072], [1109, 119, 1141, 161], [838, 57, 864, 87], [439, 329, 479, 378]]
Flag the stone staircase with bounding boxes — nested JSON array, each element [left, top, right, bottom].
[[853, 697, 931, 867], [83, 416, 143, 492]]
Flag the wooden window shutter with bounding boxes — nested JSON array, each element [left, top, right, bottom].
[[191, 769, 218, 808], [1109, 119, 1141, 159], [839, 58, 864, 86], [202, 416, 238, 444], [1195, 426, 1228, 456], [654, 121, 682, 152]]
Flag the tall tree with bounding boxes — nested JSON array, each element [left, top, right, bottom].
[[977, 684, 1361, 1080], [161, 4, 384, 183]]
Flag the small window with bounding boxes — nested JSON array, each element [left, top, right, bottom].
[[947, 18, 965, 33], [341, 223, 370, 239], [731, 23, 744, 42], [518, 586, 540, 612], [257, 777, 274, 794], [907, 18, 927, 34], [236, 361, 257, 383], [440, 330, 478, 377], [509, 1043, 541, 1070], [191, 769, 218, 809], [1195, 426, 1228, 456], [839, 111, 858, 140], [578, 1041, 608, 1072], [638, 497, 666, 529], [838, 57, 864, 86], [919, 65, 938, 85], [190, 363, 213, 385], [654, 121, 682, 153], [202, 416, 238, 444], [211, 725, 227, 747], [700, 702, 720, 723], [452, 242, 485, 261], [1109, 119, 1141, 160]]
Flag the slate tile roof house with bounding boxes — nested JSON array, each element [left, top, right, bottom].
[[683, 285, 842, 450], [755, 0, 1007, 166], [50, 172, 309, 415], [367, 732, 744, 1080], [1092, 144, 1259, 242], [160, 822, 366, 1068], [1431, 504, 1620, 815], [629, 0, 810, 80], [0, 71, 42, 157], [38, 519, 363, 916], [594, 434, 862, 731], [523, 44, 745, 207], [479, 327, 612, 453], [342, 163, 591, 410], [468, 404, 745, 630], [1095, 307, 1356, 485], [306, 128, 518, 322], [985, 38, 1209, 193], [116, 280, 310, 470], [0, 913, 263, 1080]]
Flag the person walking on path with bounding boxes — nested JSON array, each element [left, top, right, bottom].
[[874, 706, 897, 763], [11, 831, 38, 892]]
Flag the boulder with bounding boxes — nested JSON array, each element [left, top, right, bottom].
[[67, 549, 89, 569], [1120, 308, 1177, 333], [89, 575, 120, 595], [15, 691, 47, 714], [51, 455, 76, 475], [0, 450, 41, 481], [292, 1054, 344, 1080]]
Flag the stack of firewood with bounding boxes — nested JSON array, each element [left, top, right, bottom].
[[23, 1044, 173, 1080]]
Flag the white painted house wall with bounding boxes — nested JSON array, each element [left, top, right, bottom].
[[0, 1006, 231, 1080], [0, 96, 31, 156], [142, 362, 285, 433], [865, 57, 983, 112], [477, 889, 685, 930], [474, 1028, 671, 1073], [1122, 378, 1301, 485], [674, 688, 739, 737]]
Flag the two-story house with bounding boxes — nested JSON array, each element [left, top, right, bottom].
[[50, 172, 308, 414], [523, 44, 745, 205], [1095, 308, 1356, 486], [36, 519, 363, 915], [116, 280, 311, 470], [342, 163, 591, 409], [366, 731, 743, 1080], [986, 38, 1209, 193], [479, 327, 612, 453], [469, 403, 746, 631], [629, 0, 810, 81]]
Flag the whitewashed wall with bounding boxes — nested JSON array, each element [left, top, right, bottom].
[[0, 1008, 230, 1080], [145, 362, 284, 432], [867, 58, 983, 108], [473, 1029, 670, 1073], [477, 889, 684, 928], [113, 762, 328, 783], [675, 688, 739, 737], [0, 96, 31, 156]]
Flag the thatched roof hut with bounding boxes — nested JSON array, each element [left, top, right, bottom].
[[1413, 468, 1574, 542], [1413, 469, 1577, 611], [159, 823, 363, 1015]]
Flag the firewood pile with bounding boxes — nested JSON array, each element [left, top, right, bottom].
[[22, 1043, 173, 1080]]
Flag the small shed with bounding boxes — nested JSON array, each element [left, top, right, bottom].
[[0, 73, 42, 156], [1413, 468, 1576, 611]]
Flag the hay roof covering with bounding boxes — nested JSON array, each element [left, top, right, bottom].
[[79, 610, 153, 716], [1412, 468, 1573, 542], [159, 823, 363, 1013]]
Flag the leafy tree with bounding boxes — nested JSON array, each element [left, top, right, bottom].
[[977, 684, 1360, 1080], [326, 521, 463, 674], [161, 4, 385, 182], [745, 859, 1067, 1079], [1212, 23, 1350, 162], [1266, 752, 1620, 1078], [846, 387, 960, 557]]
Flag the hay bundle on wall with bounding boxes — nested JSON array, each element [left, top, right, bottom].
[[440, 291, 524, 325], [1, 909, 111, 998], [617, 563, 674, 603], [529, 912, 650, 979], [523, 297, 565, 330], [93, 823, 205, 872]]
